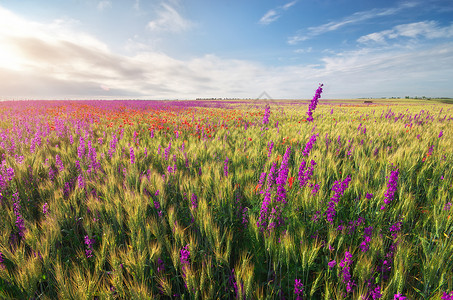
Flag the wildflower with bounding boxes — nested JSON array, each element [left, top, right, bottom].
[[12, 193, 26, 238], [241, 207, 248, 226], [267, 141, 274, 158], [311, 183, 320, 195], [359, 226, 373, 252], [164, 142, 171, 160], [369, 286, 382, 299], [77, 137, 86, 158], [294, 279, 304, 300], [157, 257, 165, 273], [224, 157, 229, 177], [442, 291, 453, 300], [298, 159, 316, 188], [439, 130, 443, 138], [257, 192, 271, 231], [382, 168, 399, 209], [325, 175, 352, 223], [180, 244, 190, 269], [77, 174, 85, 189], [191, 193, 198, 209], [389, 221, 402, 240], [275, 146, 291, 204], [288, 176, 295, 189], [84, 235, 95, 258], [130, 147, 135, 164], [302, 134, 318, 157], [48, 167, 56, 182], [328, 260, 336, 270], [339, 251, 355, 293], [263, 104, 271, 125], [394, 294, 407, 300], [306, 83, 324, 122], [43, 202, 49, 216], [444, 202, 452, 211], [258, 172, 267, 189], [365, 193, 373, 199]]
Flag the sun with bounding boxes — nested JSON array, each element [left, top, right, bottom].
[[0, 43, 24, 71]]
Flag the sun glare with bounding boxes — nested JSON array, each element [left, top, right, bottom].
[[0, 46, 23, 71]]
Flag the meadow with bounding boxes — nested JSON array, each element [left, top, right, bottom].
[[0, 90, 452, 299]]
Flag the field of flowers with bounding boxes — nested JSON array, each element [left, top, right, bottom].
[[0, 88, 452, 299]]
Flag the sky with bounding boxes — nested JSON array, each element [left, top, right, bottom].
[[0, 0, 452, 100]]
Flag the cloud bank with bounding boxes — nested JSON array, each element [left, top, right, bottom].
[[0, 5, 452, 99]]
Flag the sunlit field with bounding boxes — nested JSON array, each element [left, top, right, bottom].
[[0, 92, 452, 299]]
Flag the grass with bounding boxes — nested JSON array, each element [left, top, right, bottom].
[[0, 99, 451, 299]]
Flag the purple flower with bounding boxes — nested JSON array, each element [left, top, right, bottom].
[[306, 84, 324, 122], [442, 291, 453, 300], [48, 167, 56, 182], [262, 104, 271, 125], [302, 134, 318, 157], [365, 193, 373, 199], [275, 146, 291, 204], [191, 193, 198, 209], [257, 191, 272, 231], [267, 141, 274, 158], [394, 294, 407, 300], [224, 157, 229, 177], [130, 147, 135, 164], [439, 130, 443, 138], [298, 159, 316, 188], [294, 279, 304, 300], [13, 193, 26, 238], [258, 172, 267, 189], [325, 175, 352, 224], [84, 235, 95, 258], [42, 202, 49, 216], [444, 202, 452, 211], [180, 244, 190, 269], [360, 226, 373, 252], [265, 162, 277, 191], [77, 174, 85, 189], [389, 221, 402, 240], [339, 251, 355, 293], [382, 168, 399, 209], [77, 137, 86, 159], [370, 286, 382, 299], [164, 142, 171, 161], [328, 260, 336, 270]]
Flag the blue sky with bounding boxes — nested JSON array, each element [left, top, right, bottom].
[[0, 0, 452, 99]]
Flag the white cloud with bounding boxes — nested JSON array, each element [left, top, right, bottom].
[[358, 21, 453, 44], [288, 1, 419, 44], [259, 1, 297, 25], [294, 47, 312, 53], [97, 1, 112, 11], [259, 10, 279, 25], [147, 3, 193, 33], [0, 5, 452, 100]]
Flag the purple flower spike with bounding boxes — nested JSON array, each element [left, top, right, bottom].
[[442, 291, 453, 299], [294, 279, 304, 300], [328, 260, 336, 270], [180, 244, 190, 270], [224, 157, 229, 177], [263, 104, 271, 125], [384, 168, 399, 207], [306, 84, 324, 122]]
